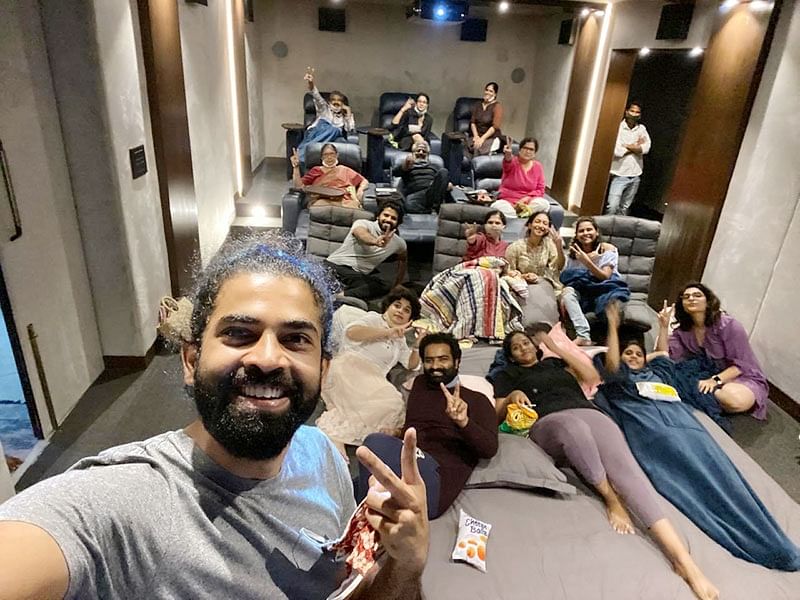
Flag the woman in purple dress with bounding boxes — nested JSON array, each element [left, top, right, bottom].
[[669, 282, 768, 419]]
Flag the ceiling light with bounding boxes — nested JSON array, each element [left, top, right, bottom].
[[639, 47, 651, 56], [499, 1, 510, 13], [720, 0, 739, 11], [750, 0, 773, 11], [581, 8, 591, 17], [689, 47, 703, 57], [595, 10, 605, 17]]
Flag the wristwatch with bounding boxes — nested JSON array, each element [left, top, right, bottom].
[[712, 375, 723, 388]]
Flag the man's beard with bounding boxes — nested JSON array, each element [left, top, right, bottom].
[[189, 363, 320, 461], [423, 365, 458, 387]]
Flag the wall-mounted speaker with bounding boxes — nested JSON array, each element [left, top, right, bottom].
[[319, 7, 346, 33], [460, 18, 487, 42], [558, 18, 575, 46], [656, 3, 695, 41]]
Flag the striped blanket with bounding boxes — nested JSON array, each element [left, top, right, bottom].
[[420, 257, 524, 341]]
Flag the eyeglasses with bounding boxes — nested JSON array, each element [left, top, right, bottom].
[[681, 292, 705, 300], [521, 146, 536, 152]]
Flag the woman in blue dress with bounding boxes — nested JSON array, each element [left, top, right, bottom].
[[596, 301, 800, 571]]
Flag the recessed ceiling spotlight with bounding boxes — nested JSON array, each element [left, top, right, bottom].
[[689, 47, 704, 57], [596, 10, 605, 17], [499, 1, 510, 13], [581, 8, 591, 17], [720, 0, 738, 11], [639, 47, 651, 57]]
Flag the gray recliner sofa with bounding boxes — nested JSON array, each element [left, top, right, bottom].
[[281, 142, 377, 240]]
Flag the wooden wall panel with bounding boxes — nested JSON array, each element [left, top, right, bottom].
[[137, 0, 200, 296], [650, 3, 781, 304], [549, 15, 601, 207], [580, 50, 636, 216]]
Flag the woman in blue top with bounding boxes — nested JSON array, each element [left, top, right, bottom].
[[596, 301, 800, 571]]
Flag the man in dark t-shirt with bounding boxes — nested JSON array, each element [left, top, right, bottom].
[[393, 141, 451, 214]]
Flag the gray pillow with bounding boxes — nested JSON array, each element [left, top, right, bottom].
[[521, 282, 559, 327], [465, 433, 576, 495]]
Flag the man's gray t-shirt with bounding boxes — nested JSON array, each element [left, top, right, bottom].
[[0, 426, 357, 599], [326, 219, 406, 274]]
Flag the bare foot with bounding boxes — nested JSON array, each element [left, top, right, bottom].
[[673, 559, 719, 600], [605, 496, 635, 535]]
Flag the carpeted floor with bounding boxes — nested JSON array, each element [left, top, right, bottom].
[[16, 352, 800, 504]]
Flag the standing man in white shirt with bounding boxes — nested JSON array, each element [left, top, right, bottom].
[[605, 101, 651, 215]]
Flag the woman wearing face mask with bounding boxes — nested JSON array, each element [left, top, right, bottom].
[[493, 327, 721, 600], [463, 210, 509, 261], [290, 143, 369, 208], [391, 93, 434, 151], [668, 282, 769, 419], [595, 302, 800, 573], [317, 287, 425, 459], [470, 82, 503, 156]]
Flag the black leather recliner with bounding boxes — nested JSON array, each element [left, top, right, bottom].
[[376, 93, 442, 182], [470, 155, 565, 230], [388, 152, 447, 244], [281, 142, 377, 240], [283, 91, 360, 179]]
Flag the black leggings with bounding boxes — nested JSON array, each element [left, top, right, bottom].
[[356, 433, 442, 520]]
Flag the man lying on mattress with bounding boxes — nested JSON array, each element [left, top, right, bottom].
[[358, 332, 499, 519]]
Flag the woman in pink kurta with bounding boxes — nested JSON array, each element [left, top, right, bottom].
[[668, 282, 769, 419], [498, 137, 546, 210]]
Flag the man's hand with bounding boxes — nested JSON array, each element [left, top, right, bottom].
[[375, 229, 395, 248], [441, 382, 469, 428], [304, 66, 315, 84], [290, 147, 300, 169], [356, 428, 429, 576], [403, 154, 415, 171], [522, 272, 538, 284]]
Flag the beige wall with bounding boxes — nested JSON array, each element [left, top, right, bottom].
[[0, 1, 103, 429], [704, 0, 800, 402], [611, 0, 717, 51], [525, 14, 575, 185], [256, 0, 561, 158], [179, 0, 238, 260], [245, 17, 266, 171]]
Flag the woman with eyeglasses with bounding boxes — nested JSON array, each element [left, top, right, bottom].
[[496, 136, 549, 216], [595, 301, 799, 572], [668, 283, 768, 419]]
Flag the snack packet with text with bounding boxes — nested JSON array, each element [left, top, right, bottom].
[[451, 509, 491, 572]]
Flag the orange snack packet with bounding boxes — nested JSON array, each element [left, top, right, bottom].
[[451, 509, 491, 572]]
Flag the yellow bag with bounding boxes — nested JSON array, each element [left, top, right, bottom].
[[499, 403, 538, 436]]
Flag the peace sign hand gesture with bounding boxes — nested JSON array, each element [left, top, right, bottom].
[[356, 428, 429, 576], [657, 300, 675, 329], [303, 66, 315, 84], [503, 136, 513, 159], [386, 321, 412, 340], [441, 382, 469, 428], [290, 147, 300, 169]]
